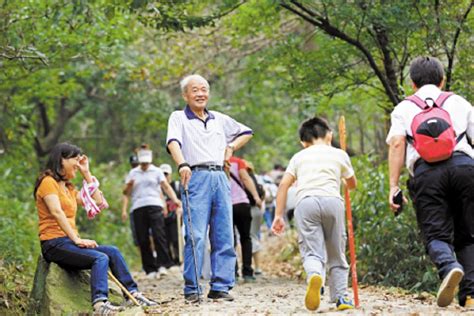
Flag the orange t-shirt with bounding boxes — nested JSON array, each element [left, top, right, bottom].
[[36, 176, 79, 241]]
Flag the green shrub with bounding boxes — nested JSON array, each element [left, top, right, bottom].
[[0, 145, 40, 314]]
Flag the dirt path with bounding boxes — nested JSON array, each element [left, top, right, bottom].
[[126, 234, 473, 315]]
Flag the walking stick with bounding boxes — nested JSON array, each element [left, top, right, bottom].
[[107, 271, 140, 306], [177, 211, 184, 264], [184, 188, 201, 303], [338, 116, 360, 308]]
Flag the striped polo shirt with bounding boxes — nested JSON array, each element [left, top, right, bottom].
[[166, 106, 253, 166]]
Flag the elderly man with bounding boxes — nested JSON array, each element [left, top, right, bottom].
[[387, 57, 474, 309], [166, 74, 253, 302]]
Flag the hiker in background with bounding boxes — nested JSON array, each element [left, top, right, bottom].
[[285, 182, 297, 228], [160, 163, 182, 266], [262, 175, 277, 232], [387, 56, 474, 309], [272, 117, 357, 311], [245, 160, 266, 276], [229, 156, 262, 282], [121, 153, 140, 248], [268, 164, 285, 185], [166, 74, 253, 302], [34, 142, 157, 314], [124, 144, 182, 279]]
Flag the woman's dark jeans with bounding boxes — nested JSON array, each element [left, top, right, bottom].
[[41, 237, 138, 304]]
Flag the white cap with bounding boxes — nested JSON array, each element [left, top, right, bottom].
[[160, 164, 172, 174], [137, 149, 152, 163]]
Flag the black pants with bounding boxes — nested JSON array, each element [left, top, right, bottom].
[[408, 154, 474, 305], [133, 205, 173, 274], [164, 212, 180, 265], [233, 203, 253, 277]]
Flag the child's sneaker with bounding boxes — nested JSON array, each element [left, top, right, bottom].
[[465, 296, 474, 310], [336, 295, 354, 310], [305, 274, 322, 311]]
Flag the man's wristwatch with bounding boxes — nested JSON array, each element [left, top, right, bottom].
[[178, 162, 191, 172]]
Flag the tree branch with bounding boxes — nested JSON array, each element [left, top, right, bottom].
[[445, 0, 473, 90], [36, 102, 50, 137], [372, 22, 399, 98], [280, 0, 400, 105]]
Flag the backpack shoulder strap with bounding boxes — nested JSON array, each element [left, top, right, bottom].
[[229, 171, 245, 190], [405, 95, 428, 110], [435, 92, 454, 108]]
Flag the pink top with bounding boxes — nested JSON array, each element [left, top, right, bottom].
[[229, 156, 250, 205]]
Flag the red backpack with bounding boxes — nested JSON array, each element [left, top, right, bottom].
[[407, 92, 465, 163]]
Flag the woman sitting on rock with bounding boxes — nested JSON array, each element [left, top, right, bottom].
[[34, 142, 156, 314]]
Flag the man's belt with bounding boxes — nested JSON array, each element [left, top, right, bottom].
[[191, 164, 224, 171], [414, 151, 473, 177]]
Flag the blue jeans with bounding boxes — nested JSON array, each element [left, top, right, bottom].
[[41, 237, 138, 304], [181, 170, 235, 295], [263, 204, 275, 229]]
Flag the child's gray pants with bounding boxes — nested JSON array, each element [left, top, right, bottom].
[[294, 195, 349, 302]]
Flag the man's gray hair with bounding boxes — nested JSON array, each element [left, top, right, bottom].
[[180, 74, 210, 94]]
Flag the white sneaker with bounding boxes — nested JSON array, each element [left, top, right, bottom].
[[146, 272, 157, 279], [168, 265, 180, 273], [132, 292, 159, 306], [158, 266, 168, 276]]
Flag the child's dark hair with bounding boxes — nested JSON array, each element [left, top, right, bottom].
[[299, 117, 331, 143], [409, 56, 444, 88], [33, 142, 82, 198]]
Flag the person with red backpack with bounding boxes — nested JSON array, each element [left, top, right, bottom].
[[387, 56, 474, 310]]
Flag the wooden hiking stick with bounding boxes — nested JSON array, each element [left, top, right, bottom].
[[177, 211, 184, 263], [338, 116, 360, 308], [107, 271, 140, 306]]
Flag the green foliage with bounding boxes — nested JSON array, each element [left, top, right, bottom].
[[0, 144, 39, 314]]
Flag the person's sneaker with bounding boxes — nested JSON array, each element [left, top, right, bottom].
[[243, 275, 256, 283], [158, 266, 168, 276], [131, 292, 158, 306], [93, 301, 125, 315], [168, 265, 181, 273], [336, 295, 354, 310], [254, 268, 263, 276], [207, 290, 234, 301], [305, 274, 322, 311], [465, 296, 474, 310], [146, 271, 158, 279], [184, 293, 201, 303], [437, 267, 464, 307]]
